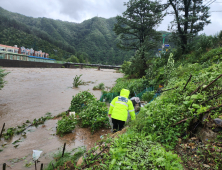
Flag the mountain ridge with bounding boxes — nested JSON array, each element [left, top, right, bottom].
[[0, 7, 133, 64]]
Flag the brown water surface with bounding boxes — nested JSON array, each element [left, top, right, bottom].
[[0, 68, 122, 169]]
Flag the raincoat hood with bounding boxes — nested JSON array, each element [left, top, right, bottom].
[[120, 89, 130, 98]]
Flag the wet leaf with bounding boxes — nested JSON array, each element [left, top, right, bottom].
[[14, 144, 19, 148], [12, 139, 21, 145], [2, 143, 7, 147], [24, 162, 33, 167]]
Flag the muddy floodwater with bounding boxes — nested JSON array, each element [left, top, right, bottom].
[[0, 67, 123, 169]]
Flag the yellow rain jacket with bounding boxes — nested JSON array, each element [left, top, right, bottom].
[[108, 89, 135, 121]]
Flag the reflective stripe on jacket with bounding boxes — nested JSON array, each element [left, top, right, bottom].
[[108, 89, 135, 121]]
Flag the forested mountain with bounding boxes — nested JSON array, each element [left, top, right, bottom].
[[0, 7, 134, 64]]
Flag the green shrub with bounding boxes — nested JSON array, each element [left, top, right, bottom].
[[66, 55, 80, 63], [195, 34, 213, 53], [93, 83, 105, 90], [73, 74, 83, 88], [142, 91, 155, 102], [121, 61, 132, 75], [70, 91, 96, 113], [70, 91, 109, 133], [57, 115, 77, 135], [111, 78, 147, 97], [78, 100, 109, 133]]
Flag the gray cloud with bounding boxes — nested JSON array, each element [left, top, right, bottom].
[[0, 0, 221, 35], [0, 0, 51, 18], [202, 2, 222, 35], [58, 0, 127, 22]]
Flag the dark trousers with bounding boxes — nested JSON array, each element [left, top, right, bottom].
[[112, 118, 125, 133]]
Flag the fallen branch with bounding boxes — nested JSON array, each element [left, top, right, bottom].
[[183, 75, 192, 91], [190, 81, 206, 96], [172, 118, 190, 126], [172, 103, 222, 126], [202, 73, 222, 91], [201, 103, 222, 115], [201, 89, 222, 105], [161, 87, 177, 92]]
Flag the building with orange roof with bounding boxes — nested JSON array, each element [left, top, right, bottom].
[[0, 44, 19, 53], [0, 44, 55, 63], [0, 44, 28, 61]]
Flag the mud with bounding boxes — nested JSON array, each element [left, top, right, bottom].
[[0, 68, 122, 169]]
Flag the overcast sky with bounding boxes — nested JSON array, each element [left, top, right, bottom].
[[0, 0, 222, 36]]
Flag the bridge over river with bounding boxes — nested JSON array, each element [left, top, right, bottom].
[[0, 59, 121, 70], [64, 62, 121, 70]]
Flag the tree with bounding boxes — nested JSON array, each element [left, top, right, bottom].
[[168, 0, 211, 54], [79, 54, 85, 63], [66, 55, 80, 63], [80, 52, 89, 63], [113, 0, 165, 76]]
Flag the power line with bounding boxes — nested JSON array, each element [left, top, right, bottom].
[[206, 0, 216, 6], [204, 0, 214, 6]]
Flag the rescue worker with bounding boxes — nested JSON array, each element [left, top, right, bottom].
[[108, 89, 135, 133]]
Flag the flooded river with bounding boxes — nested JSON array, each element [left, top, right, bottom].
[[0, 67, 123, 169]]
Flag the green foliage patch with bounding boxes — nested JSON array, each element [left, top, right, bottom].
[[70, 91, 96, 114], [78, 100, 109, 133], [132, 61, 222, 149], [141, 91, 155, 102], [57, 115, 77, 136], [46, 147, 86, 170], [93, 83, 105, 90], [110, 78, 147, 97], [82, 130, 183, 170], [70, 91, 109, 133]]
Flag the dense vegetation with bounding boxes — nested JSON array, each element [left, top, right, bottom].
[[73, 38, 222, 170], [0, 7, 134, 64], [0, 27, 73, 61], [47, 31, 222, 170]]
